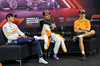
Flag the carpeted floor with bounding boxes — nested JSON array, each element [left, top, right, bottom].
[[1, 50, 100, 66]]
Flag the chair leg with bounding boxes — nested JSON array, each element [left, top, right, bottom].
[[43, 49, 48, 59], [48, 51, 51, 58], [16, 60, 22, 66], [47, 47, 51, 58]]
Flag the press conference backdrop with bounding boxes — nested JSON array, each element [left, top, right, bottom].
[[0, 0, 100, 27]]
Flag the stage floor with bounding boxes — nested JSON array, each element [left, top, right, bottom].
[[1, 49, 100, 66]]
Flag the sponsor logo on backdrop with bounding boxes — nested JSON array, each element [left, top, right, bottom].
[[66, 17, 78, 21], [26, 17, 40, 26], [59, 17, 64, 22], [90, 14, 100, 25], [90, 14, 100, 21]]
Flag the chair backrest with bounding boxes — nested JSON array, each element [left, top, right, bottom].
[[19, 26, 41, 36], [0, 28, 7, 45], [35, 27, 42, 36], [91, 25, 100, 38], [18, 25, 100, 39], [62, 25, 74, 37]]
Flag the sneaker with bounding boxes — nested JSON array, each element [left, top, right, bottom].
[[34, 36, 44, 40], [81, 54, 86, 61], [39, 57, 48, 64], [53, 54, 59, 60]]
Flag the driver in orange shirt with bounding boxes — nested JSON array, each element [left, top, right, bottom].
[[73, 9, 95, 61], [0, 63, 2, 66]]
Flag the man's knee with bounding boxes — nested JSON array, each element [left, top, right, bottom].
[[33, 40, 40, 45], [79, 37, 83, 41], [79, 37, 83, 44], [55, 37, 62, 42], [90, 30, 95, 35]]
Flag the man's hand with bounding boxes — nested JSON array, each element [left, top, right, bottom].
[[74, 26, 82, 33], [51, 23, 56, 30], [75, 26, 79, 29], [81, 27, 90, 32], [21, 35, 27, 38]]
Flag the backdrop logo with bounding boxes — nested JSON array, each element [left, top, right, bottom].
[[26, 17, 40, 26], [90, 14, 100, 21], [91, 14, 100, 19], [59, 17, 64, 22], [0, 18, 25, 27], [62, 0, 83, 9]]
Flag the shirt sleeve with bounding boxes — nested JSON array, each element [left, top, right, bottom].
[[86, 20, 91, 28], [74, 21, 77, 28], [2, 26, 17, 40], [43, 20, 51, 25]]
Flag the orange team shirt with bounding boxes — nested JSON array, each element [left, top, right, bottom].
[[74, 18, 91, 28], [0, 63, 2, 66]]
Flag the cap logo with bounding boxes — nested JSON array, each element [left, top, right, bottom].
[[46, 10, 49, 13], [80, 9, 85, 12]]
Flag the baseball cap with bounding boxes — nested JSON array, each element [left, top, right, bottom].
[[6, 13, 17, 19], [79, 9, 86, 14], [43, 10, 51, 16]]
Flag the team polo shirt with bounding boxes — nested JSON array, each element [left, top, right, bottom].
[[74, 18, 91, 28]]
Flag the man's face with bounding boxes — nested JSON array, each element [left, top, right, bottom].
[[79, 13, 86, 18], [8, 16, 15, 22], [43, 14, 50, 20]]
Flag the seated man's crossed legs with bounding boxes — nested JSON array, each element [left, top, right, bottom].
[[73, 30, 95, 61], [73, 30, 95, 41]]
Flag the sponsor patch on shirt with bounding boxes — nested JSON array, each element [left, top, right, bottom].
[[6, 32, 10, 36], [13, 30, 17, 32]]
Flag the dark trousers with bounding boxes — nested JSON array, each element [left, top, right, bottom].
[[74, 32, 85, 36], [9, 37, 43, 58]]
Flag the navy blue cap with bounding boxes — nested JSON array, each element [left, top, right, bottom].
[[6, 13, 17, 19]]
